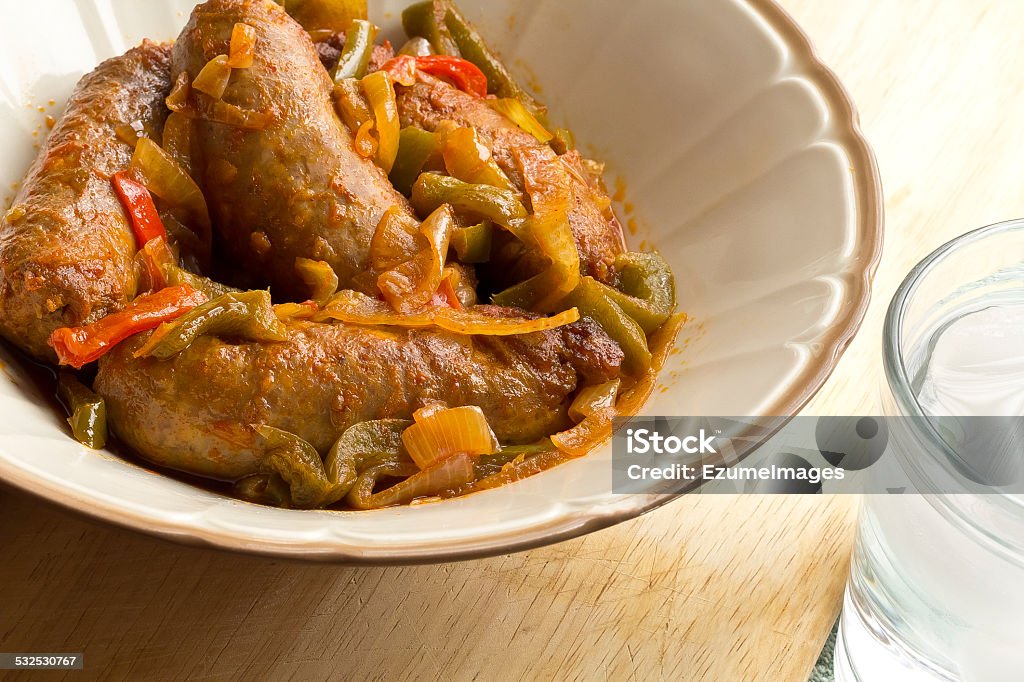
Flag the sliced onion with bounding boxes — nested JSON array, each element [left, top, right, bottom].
[[413, 403, 447, 422], [443, 126, 514, 190], [195, 97, 274, 130], [114, 120, 146, 146], [376, 205, 453, 313], [228, 23, 257, 69], [369, 207, 420, 271], [316, 290, 581, 336], [295, 258, 339, 306], [130, 137, 212, 255], [192, 55, 232, 99], [551, 408, 614, 458], [166, 72, 190, 113], [282, 0, 369, 35], [442, 265, 478, 309], [447, 448, 566, 497], [568, 380, 621, 423], [136, 236, 175, 292], [402, 406, 498, 469], [346, 454, 475, 510], [333, 78, 373, 132], [161, 112, 198, 180], [488, 98, 554, 144], [496, 146, 580, 311], [274, 301, 319, 322]]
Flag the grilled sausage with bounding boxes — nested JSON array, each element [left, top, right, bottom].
[[173, 0, 415, 298], [95, 314, 623, 481], [396, 75, 627, 285], [0, 41, 172, 361]]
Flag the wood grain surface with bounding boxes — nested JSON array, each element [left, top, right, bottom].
[[4, 0, 1023, 679]]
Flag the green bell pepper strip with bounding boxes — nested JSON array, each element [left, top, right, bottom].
[[401, 0, 460, 56], [451, 221, 493, 264], [325, 419, 412, 490], [57, 371, 108, 450], [411, 173, 527, 229], [566, 277, 652, 375], [257, 426, 342, 509], [137, 291, 288, 360], [333, 19, 379, 81], [247, 421, 415, 510], [233, 473, 293, 508], [441, 3, 545, 116], [602, 252, 677, 334], [345, 459, 423, 510], [474, 439, 555, 478], [390, 127, 442, 196]]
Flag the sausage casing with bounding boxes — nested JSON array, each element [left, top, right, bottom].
[[95, 316, 622, 481], [0, 41, 171, 361], [173, 0, 415, 298]]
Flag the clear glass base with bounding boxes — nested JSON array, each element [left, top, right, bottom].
[[834, 586, 957, 682]]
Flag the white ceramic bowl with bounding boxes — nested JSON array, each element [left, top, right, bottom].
[[0, 0, 882, 562]]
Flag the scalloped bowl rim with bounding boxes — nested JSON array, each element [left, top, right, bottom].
[[0, 0, 883, 563]]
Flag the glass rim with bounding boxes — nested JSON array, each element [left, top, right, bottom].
[[883, 218, 1024, 511]]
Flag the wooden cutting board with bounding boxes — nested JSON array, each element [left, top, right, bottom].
[[4, 0, 1023, 678]]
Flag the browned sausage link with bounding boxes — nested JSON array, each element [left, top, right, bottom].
[[173, 0, 415, 299], [94, 316, 623, 482], [396, 75, 627, 285], [0, 41, 172, 362]]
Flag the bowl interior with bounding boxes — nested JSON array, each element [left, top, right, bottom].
[[0, 0, 881, 561]]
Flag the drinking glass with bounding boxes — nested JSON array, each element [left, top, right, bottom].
[[834, 220, 1024, 682]]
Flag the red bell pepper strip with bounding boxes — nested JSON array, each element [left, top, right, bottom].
[[382, 55, 488, 98], [49, 285, 209, 369], [112, 172, 167, 247]]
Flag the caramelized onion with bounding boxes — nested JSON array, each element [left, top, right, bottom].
[[551, 408, 614, 458], [192, 55, 232, 99], [228, 23, 257, 68], [196, 98, 274, 130], [354, 119, 378, 159], [492, 146, 580, 311], [165, 72, 191, 113], [568, 380, 621, 423], [130, 138, 212, 257], [333, 78, 373, 132], [488, 98, 553, 144], [346, 453, 475, 510], [316, 290, 580, 336], [295, 258, 339, 306], [443, 126, 514, 190], [402, 406, 498, 469], [376, 205, 454, 313], [273, 301, 319, 322]]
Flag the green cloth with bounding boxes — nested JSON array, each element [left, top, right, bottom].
[[809, 620, 838, 682]]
